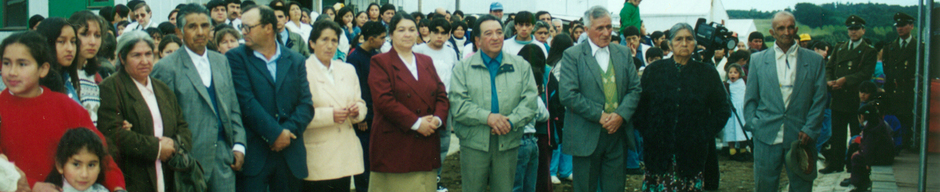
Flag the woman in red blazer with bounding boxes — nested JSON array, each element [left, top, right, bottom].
[[367, 13, 449, 192]]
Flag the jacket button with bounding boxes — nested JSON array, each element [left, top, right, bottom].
[[407, 93, 411, 98], [417, 109, 422, 113]]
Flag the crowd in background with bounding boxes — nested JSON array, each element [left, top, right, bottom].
[[0, 0, 922, 192]]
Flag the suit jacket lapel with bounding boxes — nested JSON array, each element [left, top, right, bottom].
[[245, 47, 275, 86], [311, 60, 342, 104], [154, 83, 175, 137], [762, 49, 786, 111], [120, 73, 155, 136], [275, 45, 291, 93], [179, 51, 217, 114], [581, 44, 604, 90], [788, 49, 809, 109], [612, 46, 627, 93]]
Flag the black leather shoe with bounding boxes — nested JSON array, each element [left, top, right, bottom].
[[840, 178, 852, 187], [818, 166, 844, 174], [849, 185, 871, 192]]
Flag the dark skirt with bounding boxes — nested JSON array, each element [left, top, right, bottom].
[[642, 155, 704, 192]]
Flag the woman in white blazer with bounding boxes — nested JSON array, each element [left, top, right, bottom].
[[302, 20, 368, 192]]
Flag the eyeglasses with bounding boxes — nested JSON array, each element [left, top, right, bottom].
[[241, 23, 263, 33]]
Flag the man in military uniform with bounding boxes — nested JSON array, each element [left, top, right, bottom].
[[882, 12, 917, 150], [821, 15, 877, 174]]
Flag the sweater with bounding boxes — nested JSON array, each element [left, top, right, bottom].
[[0, 87, 125, 190]]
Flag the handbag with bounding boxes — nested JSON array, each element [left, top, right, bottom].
[[166, 135, 207, 192]]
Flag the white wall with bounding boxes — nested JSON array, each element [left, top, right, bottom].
[[113, 0, 210, 26]]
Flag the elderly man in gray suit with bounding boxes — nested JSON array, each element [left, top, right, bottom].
[[745, 11, 827, 192], [558, 6, 641, 192], [151, 3, 246, 192]]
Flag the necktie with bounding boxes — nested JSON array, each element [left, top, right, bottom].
[[901, 40, 906, 48]]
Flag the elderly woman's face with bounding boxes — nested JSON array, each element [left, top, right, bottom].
[[670, 29, 696, 58], [123, 41, 155, 82]]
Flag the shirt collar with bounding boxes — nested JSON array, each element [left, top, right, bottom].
[[481, 51, 503, 67], [184, 46, 209, 61], [587, 38, 608, 57], [252, 45, 282, 63], [314, 58, 334, 72], [901, 35, 913, 45], [132, 76, 154, 93], [773, 42, 799, 60], [279, 28, 289, 44]]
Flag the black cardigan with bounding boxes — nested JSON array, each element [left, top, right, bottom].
[[633, 58, 731, 177]]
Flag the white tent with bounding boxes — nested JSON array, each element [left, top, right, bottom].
[[627, 0, 730, 33], [724, 19, 758, 46]]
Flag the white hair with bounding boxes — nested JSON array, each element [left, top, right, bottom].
[[582, 6, 610, 27]]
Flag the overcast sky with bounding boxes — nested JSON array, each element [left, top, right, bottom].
[[720, 0, 924, 11]]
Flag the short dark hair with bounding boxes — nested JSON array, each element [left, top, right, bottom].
[[859, 81, 878, 94], [243, 5, 278, 39], [286, 2, 301, 11], [361, 21, 386, 40], [28, 15, 45, 29], [411, 12, 424, 21], [99, 6, 114, 23], [116, 20, 130, 29], [453, 10, 464, 18], [451, 20, 468, 33], [158, 22, 176, 36], [622, 26, 639, 37], [168, 9, 179, 20], [176, 3, 211, 31], [159, 34, 182, 54], [207, 0, 228, 11], [308, 20, 342, 53], [428, 18, 451, 34], [240, 0, 255, 8], [271, 5, 289, 20], [727, 50, 751, 64], [472, 14, 502, 39], [380, 4, 396, 15], [267, 0, 285, 7], [646, 47, 664, 59], [535, 11, 551, 19], [748, 31, 764, 41], [388, 12, 415, 36], [114, 4, 130, 19], [226, 0, 242, 6], [651, 31, 664, 40], [514, 11, 534, 25]]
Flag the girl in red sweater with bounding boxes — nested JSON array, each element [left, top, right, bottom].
[[0, 31, 125, 191]]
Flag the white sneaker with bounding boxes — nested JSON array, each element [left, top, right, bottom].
[[551, 176, 561, 184]]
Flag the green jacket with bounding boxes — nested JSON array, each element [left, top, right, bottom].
[[285, 31, 310, 58], [619, 2, 640, 35], [449, 51, 539, 152]]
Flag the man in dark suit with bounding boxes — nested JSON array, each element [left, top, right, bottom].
[[558, 6, 641, 192], [882, 12, 917, 149], [822, 15, 876, 174], [226, 5, 314, 192], [151, 3, 246, 192], [745, 11, 827, 191]]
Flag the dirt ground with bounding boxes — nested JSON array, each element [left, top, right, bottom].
[[438, 151, 777, 192]]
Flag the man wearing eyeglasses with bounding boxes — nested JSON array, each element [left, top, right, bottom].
[[226, 5, 314, 192], [122, 3, 154, 34]]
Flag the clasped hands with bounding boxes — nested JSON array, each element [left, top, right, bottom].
[[827, 77, 847, 90], [416, 115, 442, 137], [599, 112, 624, 134], [487, 114, 511, 135]]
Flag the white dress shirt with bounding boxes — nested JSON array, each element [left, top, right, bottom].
[[773, 42, 799, 145], [132, 77, 165, 192], [314, 58, 336, 84], [588, 38, 611, 73]]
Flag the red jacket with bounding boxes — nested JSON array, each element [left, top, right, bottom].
[[0, 87, 125, 190], [368, 48, 450, 173]]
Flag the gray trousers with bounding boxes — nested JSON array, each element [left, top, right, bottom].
[[460, 134, 519, 192], [572, 132, 625, 192], [206, 140, 236, 192], [753, 140, 815, 192]]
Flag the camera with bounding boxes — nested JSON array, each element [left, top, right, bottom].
[[694, 18, 738, 51]]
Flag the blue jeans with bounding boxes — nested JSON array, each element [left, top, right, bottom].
[[514, 135, 539, 192], [625, 129, 643, 169], [817, 108, 832, 154], [438, 125, 451, 177], [550, 144, 573, 178]]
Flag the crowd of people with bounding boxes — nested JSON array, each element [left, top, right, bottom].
[[0, 0, 921, 192]]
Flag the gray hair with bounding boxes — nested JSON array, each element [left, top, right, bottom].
[[533, 20, 551, 33], [115, 31, 155, 69], [771, 11, 795, 29], [176, 3, 212, 36], [552, 19, 562, 26], [582, 6, 610, 27], [667, 22, 696, 46]]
